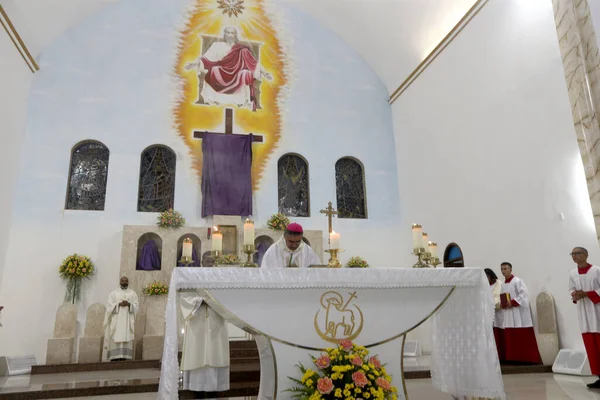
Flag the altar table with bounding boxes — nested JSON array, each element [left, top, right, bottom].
[[158, 268, 505, 400]]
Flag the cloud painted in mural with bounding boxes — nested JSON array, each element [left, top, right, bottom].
[[174, 0, 289, 190]]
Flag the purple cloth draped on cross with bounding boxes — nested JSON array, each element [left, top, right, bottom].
[[137, 240, 161, 270], [201, 132, 253, 217]]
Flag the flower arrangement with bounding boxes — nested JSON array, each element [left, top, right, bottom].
[[267, 212, 291, 231], [58, 254, 95, 304], [215, 253, 241, 265], [143, 281, 168, 296], [287, 340, 398, 400], [346, 257, 369, 268], [157, 209, 185, 229]]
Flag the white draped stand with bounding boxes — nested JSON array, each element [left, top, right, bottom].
[[158, 268, 505, 400]]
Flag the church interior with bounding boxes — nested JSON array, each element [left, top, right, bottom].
[[2, 0, 600, 398]]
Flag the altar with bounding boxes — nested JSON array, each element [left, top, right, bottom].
[[158, 268, 505, 400]]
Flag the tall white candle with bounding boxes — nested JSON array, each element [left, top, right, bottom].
[[243, 219, 255, 246], [429, 242, 439, 258], [422, 233, 430, 254], [212, 227, 223, 252], [330, 231, 340, 250], [182, 239, 193, 258], [412, 224, 423, 249]]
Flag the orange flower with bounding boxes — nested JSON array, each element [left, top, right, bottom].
[[315, 355, 331, 369], [339, 339, 353, 351], [352, 371, 368, 388], [369, 356, 382, 369], [375, 377, 392, 391], [350, 354, 363, 366], [316, 377, 334, 394]]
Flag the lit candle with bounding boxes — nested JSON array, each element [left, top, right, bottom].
[[243, 219, 255, 246], [422, 233, 430, 254], [182, 238, 193, 258], [429, 242, 439, 258], [412, 224, 423, 249], [330, 231, 340, 250], [212, 226, 223, 252]]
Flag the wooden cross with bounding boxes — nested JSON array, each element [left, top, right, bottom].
[[320, 201, 338, 234], [193, 108, 264, 142]]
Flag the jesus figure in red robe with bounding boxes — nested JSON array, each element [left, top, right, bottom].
[[570, 246, 600, 389], [186, 26, 272, 111]]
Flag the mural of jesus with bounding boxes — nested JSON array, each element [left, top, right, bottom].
[[186, 27, 273, 111]]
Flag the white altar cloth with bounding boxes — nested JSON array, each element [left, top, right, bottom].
[[158, 268, 504, 400]]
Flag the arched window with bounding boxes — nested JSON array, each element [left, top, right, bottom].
[[278, 154, 310, 217], [138, 145, 176, 212], [65, 140, 110, 210], [335, 157, 367, 219], [443, 243, 464, 268]]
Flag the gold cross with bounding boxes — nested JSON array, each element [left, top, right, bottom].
[[319, 201, 338, 234]]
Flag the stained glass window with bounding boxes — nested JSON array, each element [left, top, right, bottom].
[[138, 145, 176, 212], [335, 157, 366, 219], [65, 141, 110, 210], [278, 154, 310, 217]]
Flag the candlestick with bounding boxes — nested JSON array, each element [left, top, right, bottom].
[[324, 249, 343, 268], [243, 219, 255, 246], [212, 226, 223, 252], [422, 233, 430, 254], [242, 244, 258, 268], [412, 224, 423, 250], [182, 238, 193, 258], [329, 231, 340, 250]]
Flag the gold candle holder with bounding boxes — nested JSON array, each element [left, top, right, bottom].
[[211, 250, 222, 267], [179, 256, 194, 266], [412, 247, 431, 268], [429, 256, 441, 268], [242, 244, 258, 268], [324, 249, 343, 268]]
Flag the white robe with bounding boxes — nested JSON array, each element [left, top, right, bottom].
[[199, 41, 264, 108], [569, 265, 600, 333], [103, 288, 139, 360], [180, 291, 230, 392], [497, 276, 533, 328], [260, 237, 321, 269], [491, 280, 503, 328]]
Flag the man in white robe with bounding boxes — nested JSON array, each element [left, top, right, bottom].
[[103, 276, 139, 361], [180, 290, 230, 392], [495, 262, 542, 364], [569, 247, 600, 388], [261, 223, 321, 268]]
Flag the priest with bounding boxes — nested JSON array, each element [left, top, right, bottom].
[[179, 290, 230, 392], [102, 276, 139, 361], [569, 247, 600, 389], [495, 262, 542, 364], [261, 223, 321, 268]]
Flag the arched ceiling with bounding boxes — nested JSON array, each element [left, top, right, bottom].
[[0, 0, 477, 94]]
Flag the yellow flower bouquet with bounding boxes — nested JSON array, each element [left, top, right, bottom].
[[58, 254, 95, 304], [286, 340, 398, 400], [143, 281, 168, 296]]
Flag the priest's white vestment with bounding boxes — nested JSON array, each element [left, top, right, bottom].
[[261, 237, 320, 268], [103, 288, 139, 361], [180, 291, 230, 392]]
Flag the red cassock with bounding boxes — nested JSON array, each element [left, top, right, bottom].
[[493, 275, 542, 364], [202, 44, 259, 111], [569, 264, 600, 375]]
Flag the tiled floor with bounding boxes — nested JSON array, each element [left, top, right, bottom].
[[4, 369, 600, 399]]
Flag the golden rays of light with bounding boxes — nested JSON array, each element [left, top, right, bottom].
[[173, 0, 287, 190]]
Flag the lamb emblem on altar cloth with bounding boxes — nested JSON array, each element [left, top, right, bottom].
[[314, 291, 364, 343]]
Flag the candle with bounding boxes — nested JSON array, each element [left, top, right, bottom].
[[212, 226, 223, 252], [422, 233, 430, 253], [244, 219, 255, 246], [330, 231, 340, 250], [412, 224, 423, 249], [182, 238, 193, 258], [429, 242, 439, 258]]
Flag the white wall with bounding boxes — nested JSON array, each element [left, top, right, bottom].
[[392, 0, 599, 350], [0, 31, 32, 290]]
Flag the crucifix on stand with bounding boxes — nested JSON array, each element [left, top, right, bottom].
[[193, 108, 264, 143], [320, 201, 338, 234]]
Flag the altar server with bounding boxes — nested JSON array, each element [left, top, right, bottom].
[[180, 291, 230, 392], [261, 223, 320, 268], [494, 262, 542, 364], [103, 276, 139, 361], [569, 247, 600, 388]]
